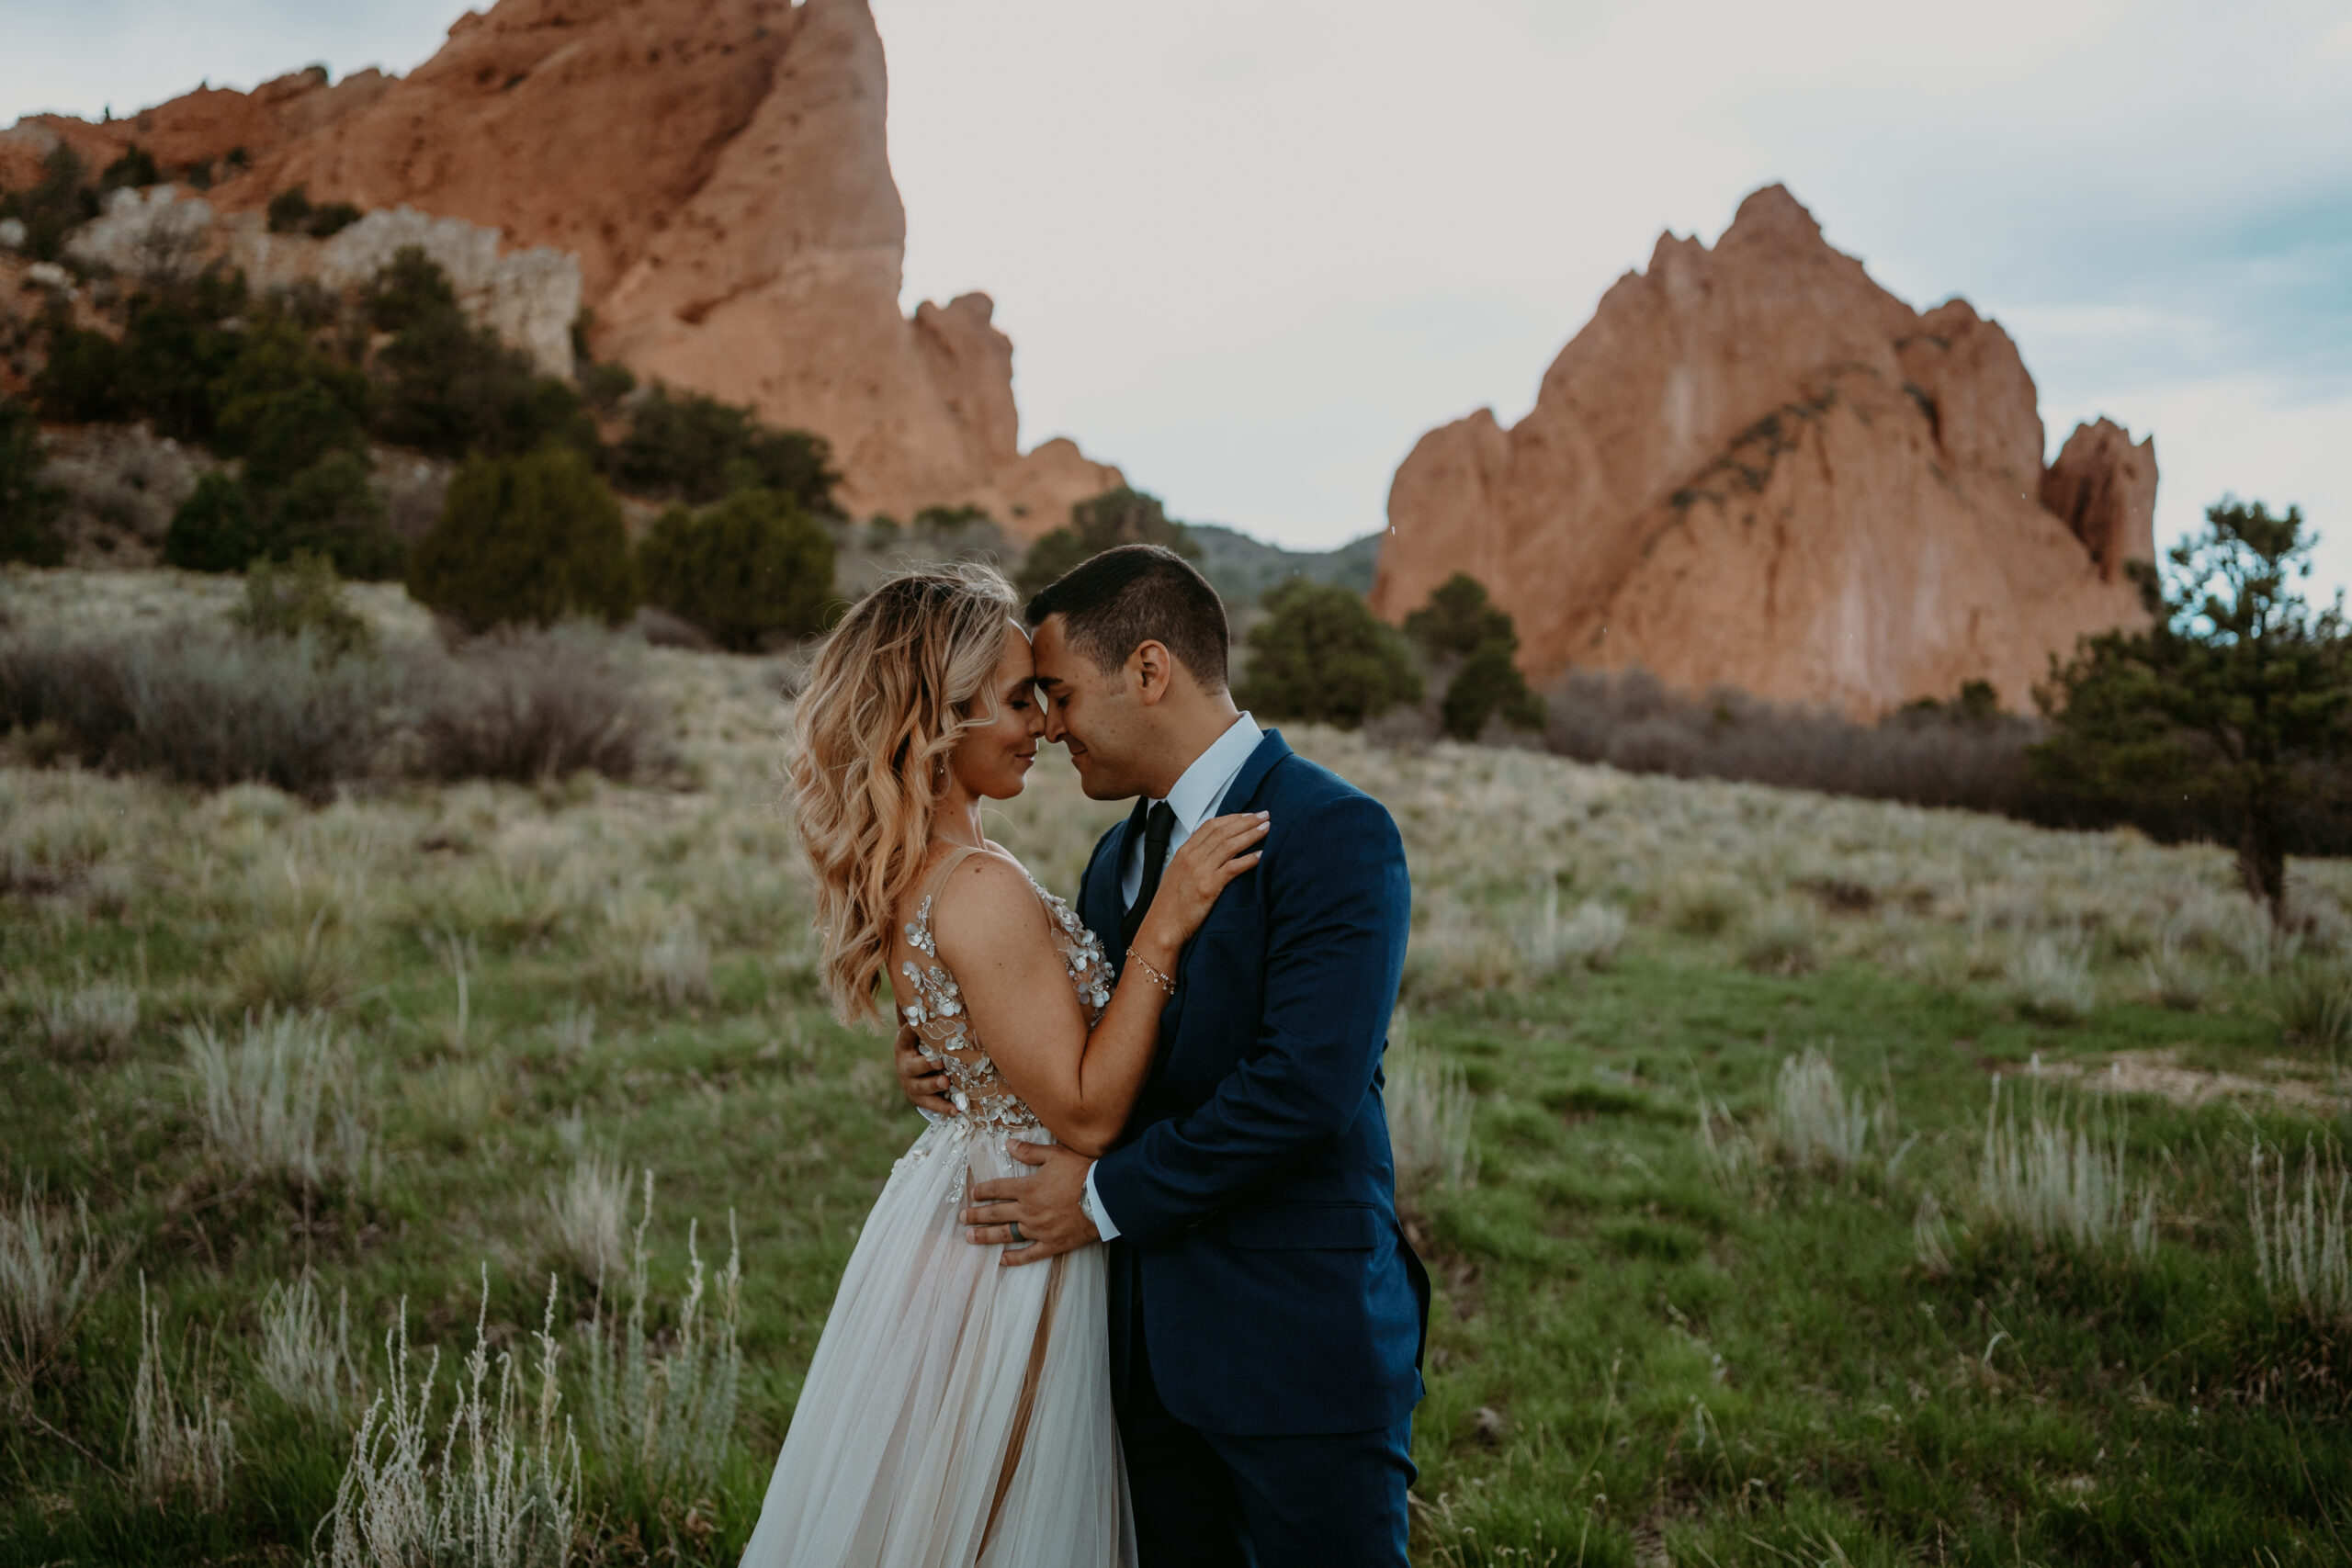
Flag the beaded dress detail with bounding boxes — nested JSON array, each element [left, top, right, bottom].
[[740, 843, 1135, 1568], [896, 847, 1110, 1201]]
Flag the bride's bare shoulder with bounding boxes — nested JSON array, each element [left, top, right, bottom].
[[924, 849, 1049, 953]]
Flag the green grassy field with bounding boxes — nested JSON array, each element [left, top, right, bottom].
[[4, 570, 2349, 1566]]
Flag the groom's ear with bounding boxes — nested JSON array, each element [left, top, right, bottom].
[[1128, 639, 1176, 706]]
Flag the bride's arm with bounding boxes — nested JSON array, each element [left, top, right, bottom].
[[933, 815, 1267, 1156]]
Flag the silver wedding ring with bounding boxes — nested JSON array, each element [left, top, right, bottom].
[[1007, 1221, 1025, 1245]]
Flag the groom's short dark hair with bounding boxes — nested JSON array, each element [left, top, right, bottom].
[[1024, 544, 1229, 692]]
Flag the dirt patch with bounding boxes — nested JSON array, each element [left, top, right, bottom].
[[2028, 1048, 2342, 1115]]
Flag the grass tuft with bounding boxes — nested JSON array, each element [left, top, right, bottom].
[[129, 1276, 235, 1513], [2249, 1137, 2350, 1325], [257, 1273, 366, 1426], [0, 1186, 97, 1397], [182, 1010, 372, 1192], [1973, 1077, 2155, 1258], [546, 1154, 629, 1281], [1386, 1010, 1480, 1199], [1766, 1047, 1890, 1178]]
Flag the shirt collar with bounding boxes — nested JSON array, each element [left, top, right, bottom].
[[1160, 712, 1263, 833]]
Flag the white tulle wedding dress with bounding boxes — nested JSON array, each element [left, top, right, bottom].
[[740, 847, 1136, 1567]]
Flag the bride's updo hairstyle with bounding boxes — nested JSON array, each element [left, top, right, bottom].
[[790, 563, 1019, 1022]]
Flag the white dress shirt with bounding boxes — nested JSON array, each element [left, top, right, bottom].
[[1085, 712, 1263, 1243]]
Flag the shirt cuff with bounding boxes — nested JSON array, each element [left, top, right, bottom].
[[1082, 1162, 1122, 1242]]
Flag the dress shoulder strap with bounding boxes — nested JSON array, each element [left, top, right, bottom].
[[909, 844, 988, 934]]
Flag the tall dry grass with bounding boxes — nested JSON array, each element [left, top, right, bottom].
[[129, 1276, 235, 1512], [1385, 1010, 1480, 1200], [181, 1010, 372, 1191], [1974, 1077, 2157, 1259], [257, 1274, 366, 1425], [317, 1277, 580, 1568], [582, 1177, 744, 1509], [2249, 1138, 2351, 1324], [0, 1187, 98, 1396], [1766, 1048, 1893, 1178]]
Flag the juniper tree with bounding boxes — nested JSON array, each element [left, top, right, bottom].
[[2031, 499, 2352, 915]]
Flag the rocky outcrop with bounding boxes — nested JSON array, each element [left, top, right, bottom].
[[64, 186, 582, 376], [2042, 418, 2159, 583], [1368, 185, 2158, 717], [6, 0, 1115, 533]]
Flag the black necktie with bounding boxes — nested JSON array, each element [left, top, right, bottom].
[[1119, 802, 1178, 952]]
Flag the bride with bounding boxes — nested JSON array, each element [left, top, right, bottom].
[[741, 565, 1266, 1566]]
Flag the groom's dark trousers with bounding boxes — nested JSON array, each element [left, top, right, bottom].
[[1080, 731, 1430, 1567]]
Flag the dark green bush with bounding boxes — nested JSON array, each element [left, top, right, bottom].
[[366, 246, 459, 332], [98, 145, 160, 191], [266, 186, 314, 234], [228, 551, 374, 659], [368, 250, 594, 460], [209, 319, 371, 490], [1442, 639, 1544, 740], [580, 360, 636, 416], [30, 321, 126, 423], [607, 384, 839, 512], [115, 279, 248, 441], [1016, 485, 1197, 598], [268, 453, 405, 581], [0, 144, 97, 261], [913, 504, 989, 532], [1406, 570, 1518, 660], [163, 471, 266, 572], [637, 489, 836, 651], [1235, 580, 1421, 729], [307, 201, 361, 239], [0, 397, 68, 567], [409, 446, 636, 631]]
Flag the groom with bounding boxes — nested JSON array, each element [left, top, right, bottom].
[[895, 544, 1429, 1565]]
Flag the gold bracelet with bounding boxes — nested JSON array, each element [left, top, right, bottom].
[[1126, 947, 1177, 997]]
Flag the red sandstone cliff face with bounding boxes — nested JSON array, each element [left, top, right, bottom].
[[1368, 186, 2157, 717], [4, 0, 1115, 534]]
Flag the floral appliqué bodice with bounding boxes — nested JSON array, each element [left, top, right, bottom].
[[891, 846, 1108, 1197]]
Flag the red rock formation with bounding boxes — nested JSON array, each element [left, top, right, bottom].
[[1368, 185, 2158, 717], [4, 0, 1115, 533], [2042, 418, 2159, 583]]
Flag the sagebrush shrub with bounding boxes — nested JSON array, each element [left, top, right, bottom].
[[636, 488, 836, 650], [408, 446, 635, 632], [229, 551, 375, 659], [0, 619, 394, 796], [406, 626, 669, 784]]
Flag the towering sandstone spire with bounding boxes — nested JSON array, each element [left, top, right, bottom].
[[2, 0, 1116, 534], [1367, 185, 2158, 717]]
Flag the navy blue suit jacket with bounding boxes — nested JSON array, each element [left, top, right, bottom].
[[1083, 729, 1429, 1438]]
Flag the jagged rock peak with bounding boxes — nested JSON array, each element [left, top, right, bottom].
[[1370, 183, 2158, 718]]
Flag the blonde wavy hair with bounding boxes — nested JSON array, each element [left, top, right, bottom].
[[789, 563, 1020, 1021]]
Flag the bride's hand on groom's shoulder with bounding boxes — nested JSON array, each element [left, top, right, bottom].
[[1136, 811, 1269, 963], [893, 1024, 954, 1115]]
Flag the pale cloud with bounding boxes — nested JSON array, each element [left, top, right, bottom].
[[6, 0, 2346, 581]]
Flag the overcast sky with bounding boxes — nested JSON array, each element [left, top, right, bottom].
[[6, 0, 2348, 581]]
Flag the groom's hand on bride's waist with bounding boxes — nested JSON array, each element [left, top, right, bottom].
[[963, 1142, 1099, 1267], [892, 1024, 954, 1116]]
